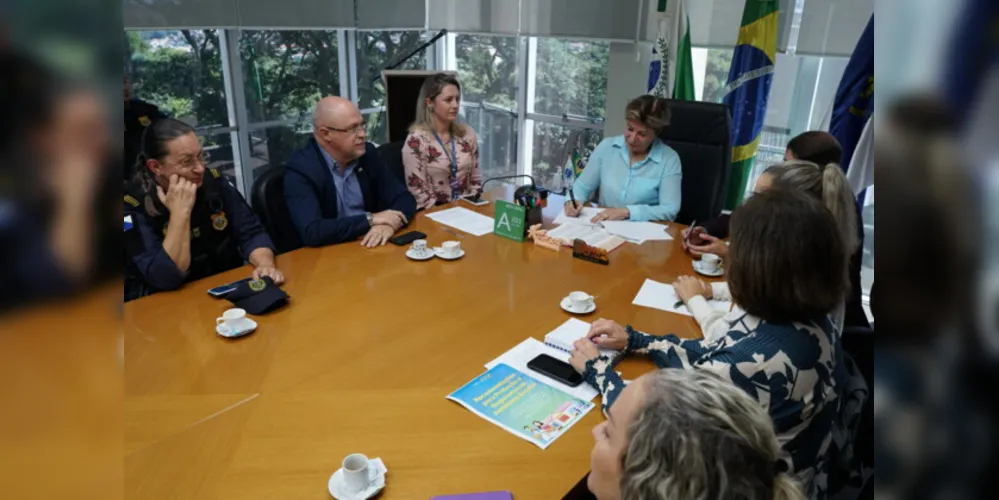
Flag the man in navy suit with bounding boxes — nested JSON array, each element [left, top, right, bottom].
[[285, 97, 416, 247]]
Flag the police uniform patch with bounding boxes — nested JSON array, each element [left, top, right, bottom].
[[209, 168, 221, 179], [211, 211, 228, 231], [248, 279, 266, 292], [192, 227, 201, 238], [138, 115, 151, 127], [124, 195, 140, 207]]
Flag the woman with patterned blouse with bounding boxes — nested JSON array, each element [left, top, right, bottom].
[[402, 73, 482, 210], [569, 190, 850, 500]]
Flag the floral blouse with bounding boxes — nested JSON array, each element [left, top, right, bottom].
[[402, 127, 483, 210], [582, 313, 866, 500]]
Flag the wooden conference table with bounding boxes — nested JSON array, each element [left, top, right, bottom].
[[124, 189, 722, 499]]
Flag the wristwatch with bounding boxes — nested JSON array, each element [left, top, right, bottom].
[[366, 212, 374, 226]]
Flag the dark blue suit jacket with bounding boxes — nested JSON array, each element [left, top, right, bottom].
[[284, 139, 416, 246]]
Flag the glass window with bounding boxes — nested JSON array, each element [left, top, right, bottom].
[[239, 31, 341, 123], [455, 34, 519, 110], [531, 122, 603, 191], [532, 38, 610, 119], [700, 47, 734, 104], [361, 110, 386, 146], [356, 31, 432, 143], [246, 125, 313, 187], [455, 34, 520, 181], [198, 132, 239, 187], [356, 30, 431, 110], [125, 30, 227, 128], [465, 105, 519, 181]]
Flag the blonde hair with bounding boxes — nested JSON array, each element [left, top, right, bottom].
[[620, 370, 805, 500], [624, 95, 671, 134], [409, 73, 467, 137], [763, 160, 860, 254]]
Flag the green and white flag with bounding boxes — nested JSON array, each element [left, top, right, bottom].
[[648, 0, 695, 101]]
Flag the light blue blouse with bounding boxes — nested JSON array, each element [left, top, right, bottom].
[[571, 136, 682, 221]]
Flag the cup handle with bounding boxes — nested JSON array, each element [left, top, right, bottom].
[[216, 317, 225, 326]]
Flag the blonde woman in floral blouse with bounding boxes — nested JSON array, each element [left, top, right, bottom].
[[402, 73, 482, 210]]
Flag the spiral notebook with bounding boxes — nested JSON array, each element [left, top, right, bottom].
[[543, 318, 619, 358]]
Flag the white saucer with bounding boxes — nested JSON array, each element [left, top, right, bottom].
[[434, 248, 465, 260], [328, 459, 387, 500], [216, 319, 257, 338], [406, 248, 434, 261], [561, 297, 596, 315], [692, 260, 724, 277]]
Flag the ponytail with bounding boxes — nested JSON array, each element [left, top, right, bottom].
[[820, 162, 860, 254], [763, 160, 860, 257], [772, 472, 807, 500]]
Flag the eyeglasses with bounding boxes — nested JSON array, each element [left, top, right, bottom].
[[168, 151, 210, 170], [321, 122, 367, 136]]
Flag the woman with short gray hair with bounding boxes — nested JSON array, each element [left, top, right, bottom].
[[587, 369, 805, 500]]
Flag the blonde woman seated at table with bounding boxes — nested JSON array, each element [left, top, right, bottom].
[[569, 190, 850, 500], [402, 73, 482, 211], [587, 369, 804, 500], [563, 95, 682, 223], [677, 159, 861, 337]]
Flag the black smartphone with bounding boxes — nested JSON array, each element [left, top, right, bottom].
[[527, 354, 584, 387], [207, 278, 251, 297], [390, 231, 427, 246]]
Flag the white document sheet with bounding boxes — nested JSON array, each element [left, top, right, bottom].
[[424, 207, 494, 236], [553, 207, 605, 226], [485, 338, 600, 401], [600, 221, 673, 243], [632, 279, 733, 317]]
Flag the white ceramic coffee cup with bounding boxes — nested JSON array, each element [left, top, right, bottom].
[[411, 239, 428, 255], [442, 240, 461, 257], [215, 308, 249, 331], [568, 291, 594, 311], [341, 453, 370, 493], [701, 253, 722, 271]]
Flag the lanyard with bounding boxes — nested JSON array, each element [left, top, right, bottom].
[[432, 131, 461, 201]]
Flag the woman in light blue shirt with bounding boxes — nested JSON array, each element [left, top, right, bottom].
[[565, 95, 682, 222]]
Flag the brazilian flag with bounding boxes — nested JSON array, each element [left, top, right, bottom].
[[722, 0, 779, 209]]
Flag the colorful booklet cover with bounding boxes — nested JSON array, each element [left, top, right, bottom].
[[447, 363, 595, 450]]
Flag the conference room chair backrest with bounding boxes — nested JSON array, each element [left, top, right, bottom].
[[376, 140, 406, 185], [250, 166, 302, 255], [658, 100, 732, 225]]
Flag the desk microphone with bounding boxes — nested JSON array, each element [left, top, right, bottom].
[[470, 175, 538, 202]]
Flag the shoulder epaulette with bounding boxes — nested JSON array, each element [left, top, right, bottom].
[[209, 168, 221, 179], [124, 194, 140, 207]]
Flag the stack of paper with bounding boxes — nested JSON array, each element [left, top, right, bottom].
[[632, 278, 733, 317], [424, 207, 494, 236], [553, 207, 605, 226], [600, 220, 673, 243]]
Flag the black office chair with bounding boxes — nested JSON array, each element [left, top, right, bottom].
[[250, 166, 302, 255], [658, 100, 732, 225], [827, 326, 873, 499], [376, 140, 406, 185]]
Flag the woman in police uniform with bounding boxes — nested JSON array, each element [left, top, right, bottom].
[[124, 118, 283, 301]]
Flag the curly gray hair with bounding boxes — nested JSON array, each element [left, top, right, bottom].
[[619, 370, 805, 500]]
